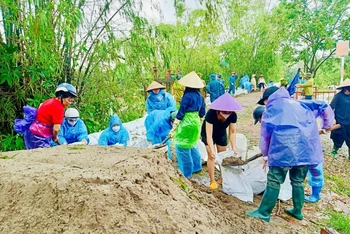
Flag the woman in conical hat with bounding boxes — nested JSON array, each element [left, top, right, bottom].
[[200, 92, 243, 189], [145, 81, 176, 114], [168, 71, 206, 178], [330, 78, 350, 159], [145, 81, 176, 146]]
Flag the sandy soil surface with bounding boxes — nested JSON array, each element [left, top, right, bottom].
[[0, 91, 349, 234]]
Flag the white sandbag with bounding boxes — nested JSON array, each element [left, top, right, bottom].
[[123, 122, 138, 133], [216, 150, 254, 203], [243, 157, 268, 195], [88, 131, 102, 145], [197, 140, 208, 162], [278, 171, 292, 202], [227, 133, 248, 159]]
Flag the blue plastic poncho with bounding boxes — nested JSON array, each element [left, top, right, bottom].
[[145, 106, 176, 145], [260, 88, 334, 167], [14, 106, 38, 149], [206, 75, 221, 102], [53, 118, 89, 145], [239, 75, 252, 92], [308, 164, 324, 187], [146, 90, 176, 114], [98, 114, 130, 146]]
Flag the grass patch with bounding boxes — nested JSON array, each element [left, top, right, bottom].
[[0, 154, 17, 159], [68, 146, 86, 150], [323, 211, 350, 234], [324, 174, 350, 196]]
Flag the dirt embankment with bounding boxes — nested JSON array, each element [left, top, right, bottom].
[[1, 91, 349, 234]]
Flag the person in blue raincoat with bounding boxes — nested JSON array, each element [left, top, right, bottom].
[[206, 74, 221, 103], [169, 71, 206, 178], [145, 81, 176, 114], [145, 107, 176, 145], [228, 72, 238, 95], [246, 86, 334, 222], [217, 74, 225, 96], [98, 114, 130, 146], [52, 108, 89, 145]]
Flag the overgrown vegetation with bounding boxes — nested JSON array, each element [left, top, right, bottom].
[[1, 0, 349, 151]]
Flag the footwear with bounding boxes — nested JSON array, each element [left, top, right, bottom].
[[348, 148, 350, 160], [209, 181, 218, 190], [246, 186, 279, 222], [305, 186, 322, 203], [331, 146, 339, 158], [285, 186, 304, 220]]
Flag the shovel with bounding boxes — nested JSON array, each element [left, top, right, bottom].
[[152, 136, 171, 149], [221, 153, 263, 166]]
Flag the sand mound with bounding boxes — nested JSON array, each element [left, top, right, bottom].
[[0, 146, 301, 233]]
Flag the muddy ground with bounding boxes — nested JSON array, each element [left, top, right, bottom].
[[0, 91, 349, 234]]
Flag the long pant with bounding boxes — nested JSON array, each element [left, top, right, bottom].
[[228, 85, 236, 95], [308, 164, 324, 187], [304, 95, 313, 100], [175, 145, 202, 178], [267, 166, 308, 190], [330, 124, 350, 148], [258, 83, 265, 90]]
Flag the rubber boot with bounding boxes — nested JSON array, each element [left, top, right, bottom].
[[285, 186, 304, 220], [246, 186, 279, 222], [331, 146, 339, 158], [304, 186, 322, 203]]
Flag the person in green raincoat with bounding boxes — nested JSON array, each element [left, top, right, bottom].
[[169, 71, 206, 178]]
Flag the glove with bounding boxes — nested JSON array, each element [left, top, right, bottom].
[[169, 119, 180, 138]]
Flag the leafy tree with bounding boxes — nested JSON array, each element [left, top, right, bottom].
[[274, 0, 350, 77]]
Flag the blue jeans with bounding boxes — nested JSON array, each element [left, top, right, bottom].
[[304, 95, 312, 100]]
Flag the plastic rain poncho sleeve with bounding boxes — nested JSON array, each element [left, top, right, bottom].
[[146, 90, 176, 114], [14, 106, 37, 134], [56, 119, 89, 145], [299, 100, 334, 129], [260, 88, 324, 167], [98, 114, 130, 146], [145, 106, 175, 144]]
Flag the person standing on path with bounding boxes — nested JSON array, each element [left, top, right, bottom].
[[296, 73, 314, 100], [246, 86, 334, 222], [330, 78, 350, 159], [228, 72, 238, 95], [169, 71, 206, 178]]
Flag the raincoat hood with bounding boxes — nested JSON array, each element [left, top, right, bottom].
[[109, 114, 123, 130]]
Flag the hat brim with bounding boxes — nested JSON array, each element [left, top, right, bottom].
[[257, 98, 265, 105], [254, 119, 258, 125]]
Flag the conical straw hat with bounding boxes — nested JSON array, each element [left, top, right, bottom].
[[209, 93, 243, 111], [337, 79, 350, 89], [178, 71, 205, 88], [146, 81, 165, 92]]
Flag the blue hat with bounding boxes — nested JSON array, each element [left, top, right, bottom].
[[253, 106, 265, 125], [209, 74, 216, 80]]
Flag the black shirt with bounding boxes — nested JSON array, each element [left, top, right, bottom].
[[330, 91, 350, 125], [201, 109, 237, 138]]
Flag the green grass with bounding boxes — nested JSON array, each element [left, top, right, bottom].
[[324, 174, 350, 197], [323, 211, 350, 234]]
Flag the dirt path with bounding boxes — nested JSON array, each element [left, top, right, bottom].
[[0, 91, 349, 234]]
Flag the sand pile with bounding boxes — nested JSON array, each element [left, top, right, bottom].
[[0, 145, 301, 234]]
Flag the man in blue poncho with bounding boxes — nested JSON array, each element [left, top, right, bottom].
[[217, 74, 225, 96], [98, 114, 130, 146], [228, 72, 238, 95], [206, 74, 221, 103], [246, 86, 334, 222], [145, 81, 176, 114], [52, 108, 89, 145]]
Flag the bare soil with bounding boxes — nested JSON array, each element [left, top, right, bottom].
[[0, 91, 349, 234]]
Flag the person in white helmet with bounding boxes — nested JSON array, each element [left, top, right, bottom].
[[24, 83, 77, 149], [51, 108, 89, 145]]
